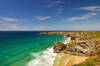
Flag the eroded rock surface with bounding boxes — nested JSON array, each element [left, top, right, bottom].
[[53, 33, 100, 56], [54, 42, 66, 53]]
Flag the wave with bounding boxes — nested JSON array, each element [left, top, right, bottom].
[[64, 37, 71, 44], [27, 36, 67, 66], [27, 47, 57, 66]]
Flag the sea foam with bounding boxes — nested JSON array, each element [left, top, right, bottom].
[[27, 36, 67, 66], [27, 47, 57, 66]]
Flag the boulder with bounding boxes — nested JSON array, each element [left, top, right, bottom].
[[53, 42, 66, 53]]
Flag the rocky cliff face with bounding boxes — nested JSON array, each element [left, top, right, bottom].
[[54, 41, 92, 56], [53, 32, 100, 57], [40, 32, 100, 40], [52, 32, 100, 66], [53, 42, 66, 53]]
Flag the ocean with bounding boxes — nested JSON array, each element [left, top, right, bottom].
[[0, 31, 66, 66]]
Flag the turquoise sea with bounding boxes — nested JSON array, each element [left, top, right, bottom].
[[0, 31, 65, 66]]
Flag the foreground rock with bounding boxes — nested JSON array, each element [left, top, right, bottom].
[[54, 41, 93, 56], [54, 42, 66, 53]]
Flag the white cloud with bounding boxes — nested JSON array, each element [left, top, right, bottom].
[[47, 0, 63, 15], [8, 24, 18, 29], [55, 22, 100, 31], [0, 17, 17, 22], [0, 24, 54, 31], [47, 1, 61, 8], [62, 6, 100, 22], [63, 13, 97, 22], [3, 18, 17, 22], [36, 16, 51, 21], [79, 6, 100, 11]]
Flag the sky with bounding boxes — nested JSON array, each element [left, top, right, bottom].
[[0, 0, 100, 31]]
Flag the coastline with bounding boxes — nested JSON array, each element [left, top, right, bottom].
[[27, 32, 100, 66], [27, 47, 57, 66], [53, 53, 88, 66], [41, 32, 100, 66], [27, 35, 66, 66], [52, 33, 89, 66], [39, 32, 89, 66]]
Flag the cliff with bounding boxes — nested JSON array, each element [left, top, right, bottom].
[[51, 32, 100, 66]]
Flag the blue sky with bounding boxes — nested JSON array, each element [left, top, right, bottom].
[[0, 0, 100, 31]]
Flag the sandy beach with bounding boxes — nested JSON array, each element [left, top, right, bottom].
[[53, 53, 88, 66]]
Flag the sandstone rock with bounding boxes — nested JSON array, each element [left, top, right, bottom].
[[53, 42, 66, 53], [96, 44, 100, 49], [53, 32, 100, 57]]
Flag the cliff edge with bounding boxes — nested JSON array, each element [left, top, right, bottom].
[[52, 32, 100, 66]]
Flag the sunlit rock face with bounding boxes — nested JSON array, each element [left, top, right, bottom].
[[53, 42, 66, 53], [66, 42, 91, 56], [53, 34, 100, 56], [52, 32, 100, 66], [53, 40, 92, 56]]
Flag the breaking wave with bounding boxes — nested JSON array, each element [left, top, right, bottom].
[[27, 36, 67, 66], [27, 47, 57, 66]]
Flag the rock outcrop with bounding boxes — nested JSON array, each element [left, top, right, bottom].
[[53, 32, 100, 56], [52, 32, 100, 66], [65, 41, 91, 56], [53, 42, 66, 53]]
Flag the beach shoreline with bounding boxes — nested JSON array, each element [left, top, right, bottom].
[[27, 35, 66, 66], [46, 32, 100, 66], [53, 53, 88, 66], [27, 47, 57, 66], [27, 32, 100, 66]]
